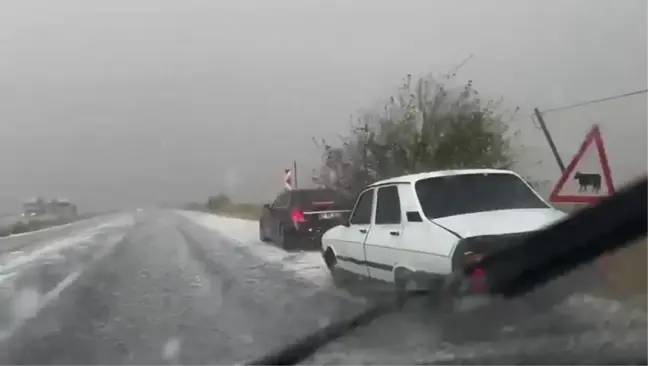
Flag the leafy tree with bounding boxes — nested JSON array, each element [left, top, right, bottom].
[[206, 194, 231, 211], [313, 73, 522, 196]]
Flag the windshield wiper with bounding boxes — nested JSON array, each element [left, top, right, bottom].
[[245, 177, 647, 366]]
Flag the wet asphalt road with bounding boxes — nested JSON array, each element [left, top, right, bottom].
[[0, 210, 644, 365], [0, 210, 370, 364]]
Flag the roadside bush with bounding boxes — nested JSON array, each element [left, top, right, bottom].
[[183, 196, 264, 220], [217, 203, 264, 220], [313, 73, 522, 196], [207, 194, 231, 211]]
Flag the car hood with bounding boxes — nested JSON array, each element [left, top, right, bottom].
[[432, 208, 566, 238]]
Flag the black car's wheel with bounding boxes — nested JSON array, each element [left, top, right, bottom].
[[259, 221, 269, 242], [278, 225, 294, 250]]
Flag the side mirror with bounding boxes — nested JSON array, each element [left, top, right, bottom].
[[263, 204, 272, 210], [342, 220, 351, 227]]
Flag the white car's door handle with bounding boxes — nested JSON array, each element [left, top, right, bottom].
[[359, 228, 367, 234], [389, 231, 400, 236]]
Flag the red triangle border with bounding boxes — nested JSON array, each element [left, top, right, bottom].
[[549, 125, 615, 204]]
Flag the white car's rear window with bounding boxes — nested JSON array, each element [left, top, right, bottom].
[[415, 173, 549, 219]]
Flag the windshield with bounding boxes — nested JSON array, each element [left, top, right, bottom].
[[0, 1, 645, 365], [415, 173, 550, 219]]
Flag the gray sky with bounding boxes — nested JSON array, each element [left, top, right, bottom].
[[0, 0, 645, 212]]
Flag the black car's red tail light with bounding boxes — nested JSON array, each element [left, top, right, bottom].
[[291, 208, 306, 225]]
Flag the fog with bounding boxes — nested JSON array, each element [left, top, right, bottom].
[[0, 0, 645, 213]]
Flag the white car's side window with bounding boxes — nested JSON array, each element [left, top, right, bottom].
[[375, 185, 402, 225], [349, 189, 373, 225]]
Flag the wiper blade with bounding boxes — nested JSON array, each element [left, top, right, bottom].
[[245, 177, 647, 366], [245, 303, 393, 366], [471, 176, 646, 298]]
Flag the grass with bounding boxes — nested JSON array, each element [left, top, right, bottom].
[[556, 203, 647, 309], [185, 202, 263, 221], [600, 239, 647, 309], [214, 203, 264, 220]]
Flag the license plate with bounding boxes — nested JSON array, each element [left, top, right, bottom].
[[319, 212, 340, 220]]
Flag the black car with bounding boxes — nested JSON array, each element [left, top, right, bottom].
[[259, 188, 352, 250]]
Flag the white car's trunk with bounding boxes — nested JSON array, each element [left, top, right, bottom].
[[432, 208, 567, 238]]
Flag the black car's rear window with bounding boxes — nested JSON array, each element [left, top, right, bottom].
[[294, 189, 350, 210], [415, 172, 549, 219]]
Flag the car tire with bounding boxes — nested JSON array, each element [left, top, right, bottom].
[[259, 221, 270, 242], [278, 225, 294, 250], [324, 248, 347, 287], [394, 270, 450, 312], [393, 269, 410, 310]]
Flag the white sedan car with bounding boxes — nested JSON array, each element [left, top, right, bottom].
[[321, 169, 570, 309]]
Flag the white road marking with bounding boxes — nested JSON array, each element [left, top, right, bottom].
[[0, 235, 124, 341], [0, 233, 99, 274], [0, 270, 81, 342], [0, 215, 134, 275]]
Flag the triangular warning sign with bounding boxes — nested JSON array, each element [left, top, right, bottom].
[[550, 125, 615, 204]]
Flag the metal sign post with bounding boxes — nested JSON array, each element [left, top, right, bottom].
[[534, 108, 566, 173]]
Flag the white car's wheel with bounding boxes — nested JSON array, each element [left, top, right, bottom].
[[323, 248, 348, 287], [394, 270, 451, 312], [393, 269, 411, 309]]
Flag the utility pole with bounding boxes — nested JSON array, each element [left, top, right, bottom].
[[534, 108, 566, 173], [293, 160, 298, 189]]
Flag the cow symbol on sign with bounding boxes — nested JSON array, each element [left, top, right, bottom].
[[574, 171, 601, 193]]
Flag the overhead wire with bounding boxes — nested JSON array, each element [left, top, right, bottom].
[[539, 89, 647, 115]]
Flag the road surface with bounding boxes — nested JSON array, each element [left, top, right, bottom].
[[0, 210, 644, 364]]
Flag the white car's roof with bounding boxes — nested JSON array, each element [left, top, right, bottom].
[[368, 168, 519, 187]]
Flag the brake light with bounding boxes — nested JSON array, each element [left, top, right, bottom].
[[464, 252, 486, 292], [469, 267, 486, 293], [291, 208, 306, 224]]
